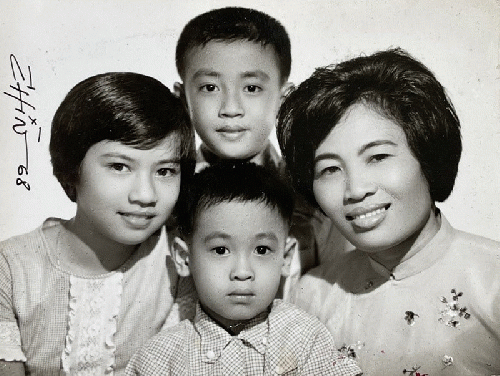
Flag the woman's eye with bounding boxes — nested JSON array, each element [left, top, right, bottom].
[[244, 85, 262, 93], [369, 154, 390, 163], [211, 246, 229, 255], [255, 246, 273, 255], [200, 84, 219, 92]]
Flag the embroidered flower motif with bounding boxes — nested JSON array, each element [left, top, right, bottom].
[[439, 289, 471, 327], [338, 341, 364, 360], [442, 355, 454, 367], [402, 365, 428, 375], [404, 311, 419, 326]]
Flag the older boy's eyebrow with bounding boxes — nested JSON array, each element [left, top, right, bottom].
[[240, 70, 270, 81], [101, 153, 180, 164], [192, 70, 220, 80]]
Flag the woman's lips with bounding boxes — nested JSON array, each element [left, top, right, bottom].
[[346, 204, 390, 230]]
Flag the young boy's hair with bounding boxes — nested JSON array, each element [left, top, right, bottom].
[[176, 162, 294, 238], [50, 72, 196, 202], [175, 6, 291, 83], [278, 48, 462, 207]]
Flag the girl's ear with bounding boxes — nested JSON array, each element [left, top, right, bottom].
[[171, 236, 191, 277], [281, 236, 297, 277]]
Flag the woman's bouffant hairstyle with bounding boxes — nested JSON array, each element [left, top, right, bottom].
[[277, 48, 462, 207], [50, 72, 195, 202]]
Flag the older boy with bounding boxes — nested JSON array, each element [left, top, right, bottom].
[[125, 162, 362, 375], [173, 6, 348, 299]]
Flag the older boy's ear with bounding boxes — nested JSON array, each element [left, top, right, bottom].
[[173, 82, 185, 99], [281, 236, 297, 277], [280, 82, 295, 101], [172, 236, 191, 277]]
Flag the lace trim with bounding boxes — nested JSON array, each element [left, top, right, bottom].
[[0, 321, 27, 361], [61, 273, 123, 375]]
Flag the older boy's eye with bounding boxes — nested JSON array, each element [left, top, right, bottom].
[[244, 85, 262, 93], [200, 84, 219, 92], [255, 246, 273, 255], [211, 246, 229, 255]]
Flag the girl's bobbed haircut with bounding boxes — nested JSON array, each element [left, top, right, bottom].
[[50, 72, 195, 202], [278, 48, 462, 207]]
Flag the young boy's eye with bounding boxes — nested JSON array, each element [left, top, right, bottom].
[[200, 84, 219, 92], [211, 246, 229, 255], [244, 85, 262, 93], [254, 245, 273, 255]]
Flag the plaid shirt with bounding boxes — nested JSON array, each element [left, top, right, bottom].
[[126, 300, 362, 375]]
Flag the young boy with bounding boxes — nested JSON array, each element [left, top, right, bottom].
[[173, 6, 347, 299], [125, 162, 362, 375]]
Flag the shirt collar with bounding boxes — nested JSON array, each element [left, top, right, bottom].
[[194, 302, 271, 363], [196, 142, 280, 173]]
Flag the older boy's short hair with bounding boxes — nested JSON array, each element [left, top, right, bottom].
[[50, 72, 195, 202], [176, 162, 294, 238], [175, 7, 291, 83], [278, 48, 462, 206]]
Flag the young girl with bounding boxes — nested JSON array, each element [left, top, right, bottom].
[[0, 72, 195, 375], [277, 48, 500, 375]]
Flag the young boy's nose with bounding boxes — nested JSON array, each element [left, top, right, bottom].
[[219, 89, 244, 118], [230, 254, 254, 281], [129, 173, 158, 206]]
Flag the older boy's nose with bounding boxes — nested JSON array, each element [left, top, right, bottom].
[[129, 173, 157, 206], [219, 89, 244, 118]]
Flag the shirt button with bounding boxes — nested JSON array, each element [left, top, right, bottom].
[[275, 365, 285, 374], [261, 337, 268, 346], [206, 350, 216, 360]]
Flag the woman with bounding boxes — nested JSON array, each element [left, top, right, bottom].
[[277, 48, 500, 375]]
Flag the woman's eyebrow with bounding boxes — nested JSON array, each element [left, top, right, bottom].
[[358, 140, 397, 156]]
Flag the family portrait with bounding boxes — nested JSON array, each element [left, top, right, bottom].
[[1, 0, 499, 374]]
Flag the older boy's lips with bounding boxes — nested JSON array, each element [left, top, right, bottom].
[[216, 126, 248, 140], [228, 290, 255, 304]]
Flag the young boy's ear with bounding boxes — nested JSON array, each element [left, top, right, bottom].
[[172, 236, 191, 277], [280, 81, 295, 101], [281, 236, 297, 277]]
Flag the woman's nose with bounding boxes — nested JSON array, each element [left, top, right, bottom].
[[343, 170, 377, 202]]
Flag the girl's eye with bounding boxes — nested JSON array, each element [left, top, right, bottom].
[[211, 246, 229, 255], [200, 84, 219, 92], [255, 245, 273, 255], [157, 166, 180, 177], [109, 163, 129, 172], [244, 85, 262, 93]]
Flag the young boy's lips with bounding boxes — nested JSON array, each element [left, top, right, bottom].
[[228, 291, 255, 303]]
